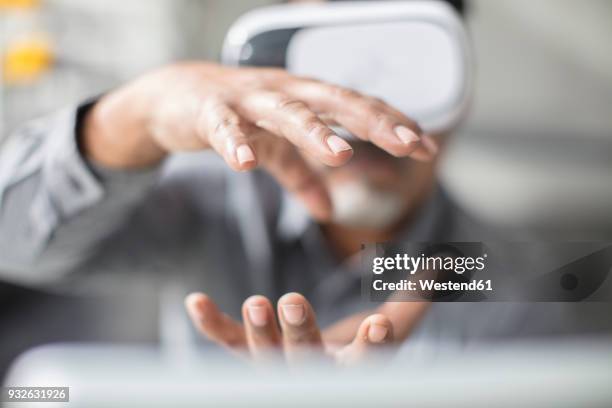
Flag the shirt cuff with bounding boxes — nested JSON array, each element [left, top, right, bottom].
[[39, 100, 160, 222]]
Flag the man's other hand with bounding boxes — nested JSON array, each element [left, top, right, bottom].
[[185, 292, 397, 366]]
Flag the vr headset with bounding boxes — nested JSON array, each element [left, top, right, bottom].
[[222, 0, 473, 135]]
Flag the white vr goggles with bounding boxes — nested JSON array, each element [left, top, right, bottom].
[[222, 0, 473, 136]]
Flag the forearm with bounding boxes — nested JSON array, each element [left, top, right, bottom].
[[0, 104, 159, 284]]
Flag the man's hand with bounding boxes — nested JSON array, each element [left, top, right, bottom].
[[82, 62, 435, 221], [185, 292, 428, 366]]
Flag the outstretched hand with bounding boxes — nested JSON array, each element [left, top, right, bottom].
[[185, 291, 428, 366]]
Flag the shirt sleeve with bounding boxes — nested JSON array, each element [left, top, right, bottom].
[[0, 101, 160, 285]]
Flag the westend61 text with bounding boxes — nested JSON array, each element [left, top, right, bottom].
[[372, 279, 493, 292]]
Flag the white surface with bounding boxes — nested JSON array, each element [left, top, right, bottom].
[[4, 343, 612, 407]]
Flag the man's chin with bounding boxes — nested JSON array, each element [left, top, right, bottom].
[[329, 180, 406, 230]]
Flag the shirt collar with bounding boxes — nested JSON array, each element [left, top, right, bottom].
[[276, 192, 311, 242]]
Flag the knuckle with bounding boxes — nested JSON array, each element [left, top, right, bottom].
[[276, 97, 307, 113], [371, 112, 394, 130], [373, 111, 388, 122], [368, 96, 386, 105], [214, 117, 239, 134], [330, 85, 361, 100], [305, 121, 330, 143], [366, 96, 387, 110]]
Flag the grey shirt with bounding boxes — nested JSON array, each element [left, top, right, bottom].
[[1, 103, 610, 351]]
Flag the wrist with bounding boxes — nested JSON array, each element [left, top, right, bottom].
[[80, 83, 166, 170]]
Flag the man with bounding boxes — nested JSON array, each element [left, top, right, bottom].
[[4, 1, 605, 366], [1, 57, 446, 361]]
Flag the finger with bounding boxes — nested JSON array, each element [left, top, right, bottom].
[[251, 132, 332, 221], [283, 79, 435, 161], [277, 292, 324, 362], [378, 299, 430, 342], [421, 134, 439, 156], [324, 302, 430, 347], [236, 91, 353, 167], [335, 314, 394, 367], [197, 99, 258, 172], [322, 311, 370, 347], [241, 295, 282, 359], [185, 293, 247, 351]]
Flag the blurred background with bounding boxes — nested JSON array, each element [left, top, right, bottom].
[[1, 0, 611, 380]]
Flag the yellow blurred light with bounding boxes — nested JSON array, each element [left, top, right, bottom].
[[0, 0, 39, 9], [3, 36, 53, 84]]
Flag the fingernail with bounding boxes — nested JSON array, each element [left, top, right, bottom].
[[281, 304, 305, 326], [247, 305, 267, 327], [185, 294, 204, 320], [236, 144, 255, 165], [326, 135, 352, 155], [422, 135, 439, 155], [368, 324, 388, 343], [394, 125, 420, 145]]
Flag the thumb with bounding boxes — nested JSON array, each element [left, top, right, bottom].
[[334, 314, 394, 366]]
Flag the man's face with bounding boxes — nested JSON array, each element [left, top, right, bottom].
[[305, 138, 440, 230]]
